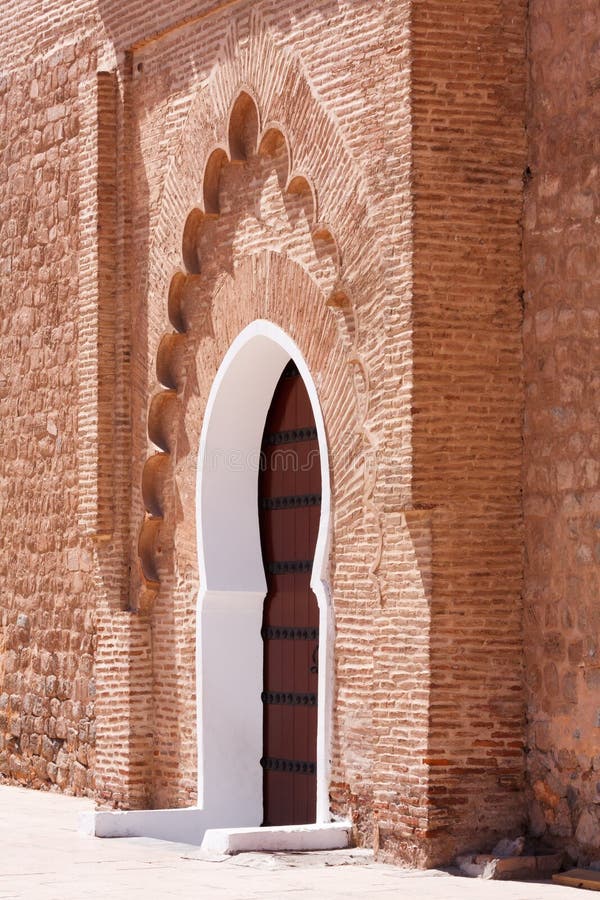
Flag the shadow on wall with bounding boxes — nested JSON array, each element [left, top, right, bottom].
[[96, 0, 342, 59], [93, 56, 155, 809]]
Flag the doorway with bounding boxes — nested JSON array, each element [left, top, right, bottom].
[[196, 321, 332, 829]]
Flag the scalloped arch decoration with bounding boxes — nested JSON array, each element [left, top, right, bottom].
[[202, 148, 229, 215], [137, 91, 340, 591], [137, 72, 381, 606], [181, 208, 204, 273], [149, 8, 369, 279], [228, 89, 260, 161], [258, 125, 290, 168]]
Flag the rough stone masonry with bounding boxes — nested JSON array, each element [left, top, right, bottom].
[[0, 0, 598, 869]]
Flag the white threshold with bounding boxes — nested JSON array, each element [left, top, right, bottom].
[[79, 807, 350, 852]]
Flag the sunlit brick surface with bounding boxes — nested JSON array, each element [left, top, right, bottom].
[[1, 0, 593, 868]]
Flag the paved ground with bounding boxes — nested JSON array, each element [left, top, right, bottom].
[[0, 785, 578, 900]]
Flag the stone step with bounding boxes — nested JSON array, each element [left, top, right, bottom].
[[201, 822, 351, 854]]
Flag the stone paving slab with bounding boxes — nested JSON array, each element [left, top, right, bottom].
[[0, 785, 577, 900]]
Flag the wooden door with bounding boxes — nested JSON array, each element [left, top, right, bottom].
[[258, 360, 321, 826]]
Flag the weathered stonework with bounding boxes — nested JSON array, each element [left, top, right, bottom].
[[0, 0, 597, 868], [0, 37, 97, 798], [523, 0, 600, 865]]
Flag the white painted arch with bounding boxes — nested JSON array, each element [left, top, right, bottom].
[[196, 319, 334, 828]]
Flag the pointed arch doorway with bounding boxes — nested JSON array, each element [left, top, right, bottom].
[[89, 321, 349, 847], [196, 321, 333, 830]]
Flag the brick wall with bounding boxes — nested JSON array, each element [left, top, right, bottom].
[[409, 0, 528, 861], [4, 0, 593, 867]]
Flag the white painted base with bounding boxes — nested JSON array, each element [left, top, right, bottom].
[[80, 807, 211, 844], [79, 808, 351, 854], [201, 822, 351, 854]]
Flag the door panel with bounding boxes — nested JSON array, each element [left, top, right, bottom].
[[259, 360, 320, 826]]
